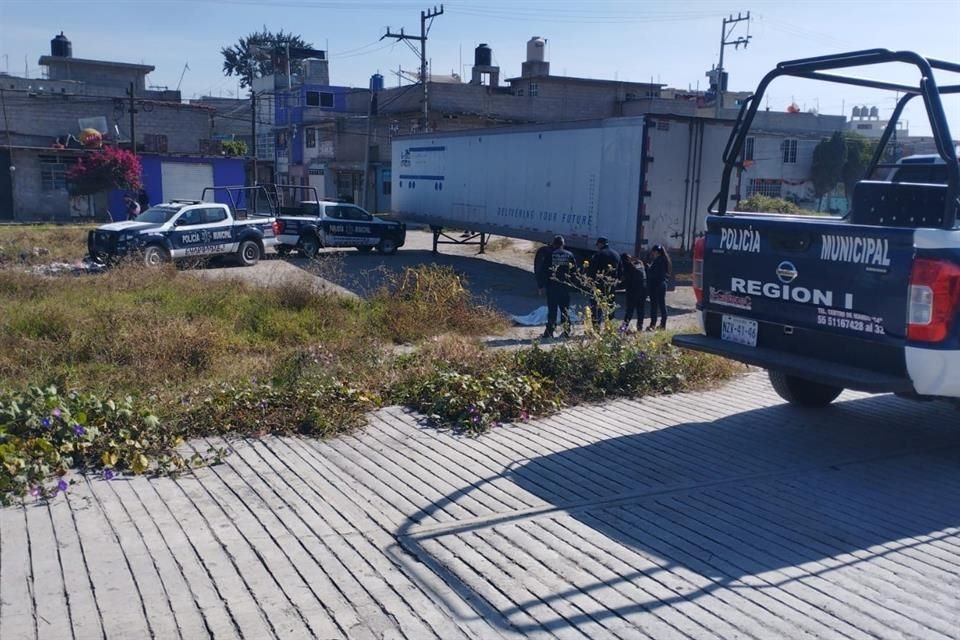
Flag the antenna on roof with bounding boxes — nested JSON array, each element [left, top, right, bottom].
[[176, 62, 190, 92]]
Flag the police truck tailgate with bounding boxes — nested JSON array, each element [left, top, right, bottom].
[[679, 214, 917, 391]]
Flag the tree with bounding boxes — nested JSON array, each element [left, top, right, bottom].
[[842, 133, 877, 199], [810, 131, 847, 210], [221, 28, 313, 89], [221, 140, 249, 157], [67, 147, 142, 196]]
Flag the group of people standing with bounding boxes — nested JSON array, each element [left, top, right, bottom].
[[534, 235, 672, 338]]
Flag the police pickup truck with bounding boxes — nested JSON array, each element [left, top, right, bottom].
[[87, 199, 276, 267], [674, 49, 960, 407], [274, 200, 406, 258]]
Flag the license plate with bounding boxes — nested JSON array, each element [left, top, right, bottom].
[[721, 315, 758, 347]]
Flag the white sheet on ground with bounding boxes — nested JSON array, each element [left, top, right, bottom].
[[510, 306, 581, 326]]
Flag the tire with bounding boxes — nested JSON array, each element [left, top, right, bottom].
[[356, 245, 374, 253], [143, 245, 170, 267], [376, 237, 398, 255], [237, 239, 261, 267], [768, 371, 843, 407], [300, 235, 320, 259]]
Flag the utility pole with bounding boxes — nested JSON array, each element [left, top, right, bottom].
[[715, 11, 751, 118], [251, 89, 257, 183], [126, 81, 137, 157], [381, 4, 444, 130]]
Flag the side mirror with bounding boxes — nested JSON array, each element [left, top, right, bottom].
[[173, 218, 186, 227]]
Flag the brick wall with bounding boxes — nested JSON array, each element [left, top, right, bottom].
[[2, 91, 213, 153]]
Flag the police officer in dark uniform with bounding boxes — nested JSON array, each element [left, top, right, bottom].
[[587, 236, 621, 325], [536, 235, 577, 338]]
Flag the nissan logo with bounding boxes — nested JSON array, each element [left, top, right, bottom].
[[776, 261, 799, 284]]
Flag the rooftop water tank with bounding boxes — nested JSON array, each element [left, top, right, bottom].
[[51, 32, 72, 58], [869, 105, 879, 119], [475, 44, 492, 67], [527, 37, 546, 63], [852, 105, 861, 118], [369, 73, 384, 92]]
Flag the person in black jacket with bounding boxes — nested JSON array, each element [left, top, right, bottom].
[[587, 236, 621, 325], [646, 244, 672, 330], [535, 235, 578, 338], [618, 254, 647, 332]]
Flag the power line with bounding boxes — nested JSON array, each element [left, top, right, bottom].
[[381, 4, 444, 129]]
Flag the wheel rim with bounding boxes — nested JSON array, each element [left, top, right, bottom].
[[146, 249, 163, 266], [303, 239, 318, 256], [243, 243, 259, 262]]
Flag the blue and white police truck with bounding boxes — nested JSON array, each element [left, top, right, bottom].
[[87, 194, 277, 267], [674, 49, 960, 406], [273, 200, 406, 258]]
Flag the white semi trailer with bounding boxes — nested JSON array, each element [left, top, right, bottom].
[[391, 115, 731, 256]]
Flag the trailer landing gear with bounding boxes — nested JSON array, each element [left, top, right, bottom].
[[430, 226, 488, 255]]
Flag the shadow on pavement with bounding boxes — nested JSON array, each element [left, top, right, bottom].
[[394, 393, 960, 634]]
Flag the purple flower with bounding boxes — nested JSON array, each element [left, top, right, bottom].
[[29, 486, 40, 497], [52, 408, 62, 418], [73, 424, 85, 436], [40, 417, 51, 429], [103, 469, 115, 481], [471, 415, 481, 424], [57, 479, 69, 493]]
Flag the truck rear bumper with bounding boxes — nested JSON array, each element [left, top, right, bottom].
[[672, 333, 916, 394]]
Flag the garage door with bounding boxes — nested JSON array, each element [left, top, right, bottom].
[[160, 162, 214, 202]]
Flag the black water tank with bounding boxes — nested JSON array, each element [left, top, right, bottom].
[[475, 44, 492, 67], [51, 32, 72, 58]]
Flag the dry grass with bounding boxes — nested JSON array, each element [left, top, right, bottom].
[[0, 224, 96, 266], [0, 263, 507, 400]]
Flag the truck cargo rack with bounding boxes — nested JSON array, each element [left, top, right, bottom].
[[714, 48, 960, 229], [200, 185, 280, 219], [430, 226, 489, 254]]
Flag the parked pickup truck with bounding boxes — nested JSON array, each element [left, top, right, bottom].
[[274, 200, 406, 258], [673, 49, 960, 406], [88, 198, 276, 267]]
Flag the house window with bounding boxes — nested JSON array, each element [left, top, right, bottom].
[[782, 138, 798, 164], [39, 156, 68, 191], [306, 128, 316, 148], [256, 133, 274, 161], [747, 178, 783, 198], [857, 123, 873, 130], [306, 91, 335, 108], [528, 82, 538, 97], [744, 137, 755, 161], [516, 88, 524, 97]]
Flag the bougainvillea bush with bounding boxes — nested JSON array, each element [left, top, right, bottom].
[[67, 146, 142, 196]]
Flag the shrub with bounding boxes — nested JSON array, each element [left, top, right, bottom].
[[398, 368, 561, 435], [0, 385, 214, 504], [178, 377, 375, 438], [370, 264, 507, 342], [67, 146, 142, 196], [738, 194, 801, 214]]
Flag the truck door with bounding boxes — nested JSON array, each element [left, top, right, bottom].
[[170, 207, 236, 257], [338, 205, 378, 246]]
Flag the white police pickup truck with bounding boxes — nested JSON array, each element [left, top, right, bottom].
[[274, 200, 406, 258], [673, 49, 960, 407], [87, 199, 277, 267]]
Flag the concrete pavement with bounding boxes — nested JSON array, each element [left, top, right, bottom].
[[2, 372, 959, 639]]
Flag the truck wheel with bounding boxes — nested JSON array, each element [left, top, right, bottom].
[[300, 235, 320, 259], [376, 237, 398, 255], [356, 245, 374, 253], [768, 371, 843, 407], [143, 245, 170, 267], [238, 239, 261, 267]]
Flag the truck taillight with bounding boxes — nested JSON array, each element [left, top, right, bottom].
[[907, 258, 960, 342], [272, 220, 284, 235], [692, 237, 705, 304]]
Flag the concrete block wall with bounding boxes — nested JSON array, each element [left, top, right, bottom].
[[1, 92, 213, 153]]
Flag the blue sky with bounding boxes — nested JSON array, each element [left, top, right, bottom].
[[2, 0, 959, 136]]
